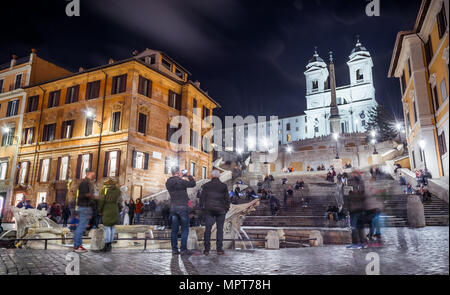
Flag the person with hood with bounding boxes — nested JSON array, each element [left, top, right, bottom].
[[200, 170, 230, 255], [165, 166, 196, 255], [97, 178, 123, 252]]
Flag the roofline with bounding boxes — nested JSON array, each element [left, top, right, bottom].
[[388, 0, 431, 78], [24, 57, 220, 109], [157, 50, 192, 76]]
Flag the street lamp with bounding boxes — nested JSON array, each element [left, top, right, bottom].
[[286, 146, 293, 153], [419, 139, 427, 170], [371, 138, 378, 154], [2, 127, 19, 144], [333, 132, 339, 159], [85, 109, 103, 127], [395, 122, 403, 142], [370, 130, 376, 138]]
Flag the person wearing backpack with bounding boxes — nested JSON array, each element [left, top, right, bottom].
[[98, 178, 123, 252]]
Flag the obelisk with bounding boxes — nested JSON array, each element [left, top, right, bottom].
[[328, 51, 341, 134]]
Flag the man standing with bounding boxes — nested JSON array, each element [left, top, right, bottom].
[[165, 166, 196, 255], [73, 168, 96, 253], [200, 170, 229, 255]]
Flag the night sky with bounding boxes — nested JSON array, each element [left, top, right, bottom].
[[1, 0, 422, 121]]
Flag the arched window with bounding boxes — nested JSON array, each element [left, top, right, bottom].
[[356, 69, 364, 82]]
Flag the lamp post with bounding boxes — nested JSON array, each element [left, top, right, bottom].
[[419, 139, 427, 171], [85, 110, 103, 180], [333, 132, 339, 159], [370, 130, 378, 154]]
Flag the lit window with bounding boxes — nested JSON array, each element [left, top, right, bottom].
[[60, 156, 69, 180], [190, 161, 196, 177], [81, 154, 91, 179], [19, 162, 28, 184], [202, 166, 207, 179], [0, 162, 8, 180], [109, 151, 118, 177], [136, 152, 144, 169], [41, 159, 50, 182]]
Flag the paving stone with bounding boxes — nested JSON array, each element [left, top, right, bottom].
[[0, 227, 448, 275]]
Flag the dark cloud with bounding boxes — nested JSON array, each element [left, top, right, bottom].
[[0, 0, 421, 120]]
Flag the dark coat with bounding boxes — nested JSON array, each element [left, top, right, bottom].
[[98, 184, 123, 226], [165, 175, 196, 207], [200, 178, 230, 214]]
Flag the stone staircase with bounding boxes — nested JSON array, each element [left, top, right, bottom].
[[241, 170, 449, 228]]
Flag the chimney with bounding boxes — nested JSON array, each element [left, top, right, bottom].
[[30, 48, 37, 61], [108, 58, 115, 64], [194, 80, 200, 88], [10, 54, 17, 68], [79, 67, 85, 72]]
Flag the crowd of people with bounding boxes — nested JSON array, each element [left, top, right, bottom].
[[14, 157, 435, 253]]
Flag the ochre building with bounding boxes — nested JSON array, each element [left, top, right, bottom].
[[2, 49, 218, 221]]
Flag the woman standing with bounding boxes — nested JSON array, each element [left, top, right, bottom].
[[135, 198, 144, 224], [98, 178, 123, 252], [127, 199, 136, 225]]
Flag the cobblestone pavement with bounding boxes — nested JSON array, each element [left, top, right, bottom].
[[0, 227, 447, 275]]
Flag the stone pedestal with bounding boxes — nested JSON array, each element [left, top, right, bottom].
[[187, 228, 200, 250], [117, 233, 134, 247], [309, 230, 323, 247], [265, 230, 279, 249], [88, 228, 105, 251], [407, 195, 426, 228]]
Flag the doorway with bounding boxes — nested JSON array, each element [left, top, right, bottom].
[[132, 185, 142, 201], [55, 190, 67, 206]]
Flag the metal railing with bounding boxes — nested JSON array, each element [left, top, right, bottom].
[[0, 236, 316, 250]]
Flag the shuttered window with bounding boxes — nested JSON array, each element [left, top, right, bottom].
[[1, 128, 15, 146], [65, 85, 79, 104], [42, 123, 56, 142], [138, 113, 147, 134], [168, 90, 181, 110], [27, 96, 39, 112], [86, 80, 100, 100], [111, 74, 127, 94], [6, 100, 19, 117], [48, 90, 60, 108], [437, 4, 447, 39], [132, 150, 149, 170], [61, 120, 75, 139], [111, 112, 121, 132], [138, 76, 152, 97], [22, 127, 34, 144], [85, 118, 94, 136], [438, 132, 447, 156]]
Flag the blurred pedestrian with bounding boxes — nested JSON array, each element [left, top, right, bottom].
[[98, 178, 123, 252]]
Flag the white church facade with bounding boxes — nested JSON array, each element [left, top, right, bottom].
[[218, 38, 379, 154], [278, 39, 378, 145]]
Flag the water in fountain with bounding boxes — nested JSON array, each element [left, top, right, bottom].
[[240, 228, 254, 250], [231, 225, 247, 250]]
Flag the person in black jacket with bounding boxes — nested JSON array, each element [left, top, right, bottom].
[[165, 166, 196, 255], [200, 169, 230, 255]]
